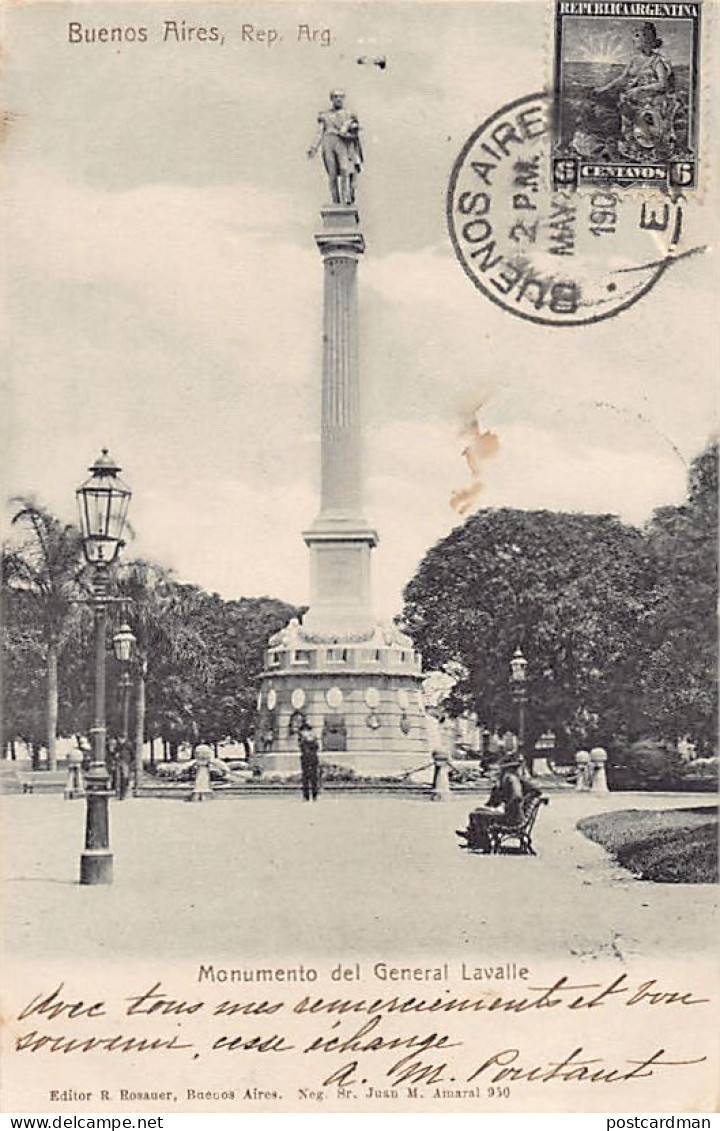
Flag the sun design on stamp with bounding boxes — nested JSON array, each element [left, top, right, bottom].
[[575, 30, 625, 65]]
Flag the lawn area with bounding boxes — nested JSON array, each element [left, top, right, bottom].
[[578, 806, 718, 883]]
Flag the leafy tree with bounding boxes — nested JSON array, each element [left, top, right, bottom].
[[640, 442, 718, 749], [56, 608, 96, 740], [143, 589, 299, 753], [191, 595, 300, 747], [1, 587, 46, 763], [400, 508, 656, 752], [114, 563, 209, 775], [3, 501, 85, 768], [2, 514, 303, 771]]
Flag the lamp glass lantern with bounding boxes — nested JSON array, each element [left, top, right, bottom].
[[76, 449, 132, 564], [113, 623, 136, 664], [510, 646, 528, 684]]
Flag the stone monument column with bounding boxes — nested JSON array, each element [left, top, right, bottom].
[[302, 205, 377, 638], [257, 93, 428, 775]]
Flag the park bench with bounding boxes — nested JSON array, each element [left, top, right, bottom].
[[18, 771, 67, 794], [488, 794, 549, 856], [456, 793, 549, 856]]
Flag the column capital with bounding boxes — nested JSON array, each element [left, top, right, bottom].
[[315, 232, 365, 257], [303, 517, 378, 548]]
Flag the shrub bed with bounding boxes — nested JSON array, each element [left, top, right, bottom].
[[578, 807, 718, 883], [607, 739, 718, 792]]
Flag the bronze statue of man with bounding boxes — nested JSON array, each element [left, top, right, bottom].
[[307, 90, 363, 205]]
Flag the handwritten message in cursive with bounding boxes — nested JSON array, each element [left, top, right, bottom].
[[10, 970, 711, 1103]]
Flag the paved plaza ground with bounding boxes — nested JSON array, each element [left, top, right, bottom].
[[2, 789, 717, 962]]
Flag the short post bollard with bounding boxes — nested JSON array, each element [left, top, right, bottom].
[[575, 750, 590, 791], [589, 747, 608, 792], [64, 750, 86, 800], [431, 752, 451, 801], [530, 752, 552, 777], [189, 744, 213, 802]]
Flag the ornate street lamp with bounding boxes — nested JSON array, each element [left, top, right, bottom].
[[112, 623, 136, 745], [509, 645, 528, 763], [76, 449, 132, 885]]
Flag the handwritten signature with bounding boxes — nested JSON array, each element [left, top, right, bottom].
[[12, 974, 710, 1094]]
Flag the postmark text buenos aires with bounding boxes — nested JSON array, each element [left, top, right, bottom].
[[447, 92, 691, 326]]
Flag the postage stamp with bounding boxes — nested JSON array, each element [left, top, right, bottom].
[[447, 91, 694, 327], [552, 1, 701, 192]]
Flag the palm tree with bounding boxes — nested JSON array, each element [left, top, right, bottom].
[[115, 561, 210, 782], [4, 499, 85, 770]]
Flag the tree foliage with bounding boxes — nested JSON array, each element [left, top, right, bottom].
[[1, 588, 47, 759], [2, 500, 86, 767], [142, 588, 298, 750], [2, 522, 300, 761], [401, 444, 718, 753], [640, 442, 718, 748], [401, 508, 656, 752], [3, 443, 715, 764]]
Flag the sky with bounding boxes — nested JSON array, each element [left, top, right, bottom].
[[3, 0, 718, 618]]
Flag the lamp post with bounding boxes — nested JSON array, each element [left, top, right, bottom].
[[112, 623, 136, 744], [76, 449, 132, 885], [509, 645, 528, 766]]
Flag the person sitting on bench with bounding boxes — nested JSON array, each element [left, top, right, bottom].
[[460, 755, 540, 852]]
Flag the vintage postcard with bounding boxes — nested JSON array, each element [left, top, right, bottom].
[[1, 0, 718, 1118]]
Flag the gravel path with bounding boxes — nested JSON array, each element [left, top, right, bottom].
[[2, 791, 716, 962]]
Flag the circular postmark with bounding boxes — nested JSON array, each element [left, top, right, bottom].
[[448, 92, 690, 327]]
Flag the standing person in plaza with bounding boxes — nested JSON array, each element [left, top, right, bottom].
[[501, 728, 518, 756], [106, 737, 119, 795], [298, 721, 321, 802], [115, 740, 133, 800]]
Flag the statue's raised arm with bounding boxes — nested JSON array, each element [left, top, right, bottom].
[[307, 89, 363, 205]]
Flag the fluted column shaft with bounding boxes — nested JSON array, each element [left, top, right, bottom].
[[303, 206, 376, 637], [320, 252, 362, 517]]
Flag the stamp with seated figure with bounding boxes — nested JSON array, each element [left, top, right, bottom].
[[552, 1, 701, 192], [447, 92, 696, 327]]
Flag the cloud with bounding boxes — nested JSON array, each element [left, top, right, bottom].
[[7, 166, 320, 494], [5, 162, 716, 619]]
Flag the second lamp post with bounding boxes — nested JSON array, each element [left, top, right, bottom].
[[113, 622, 136, 745], [510, 645, 528, 764], [76, 449, 132, 885]]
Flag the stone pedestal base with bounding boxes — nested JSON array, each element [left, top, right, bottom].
[[258, 620, 429, 778], [302, 519, 378, 638]]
